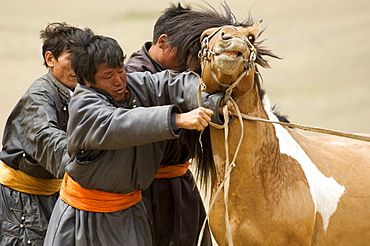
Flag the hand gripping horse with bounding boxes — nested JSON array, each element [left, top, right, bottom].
[[198, 22, 370, 246]]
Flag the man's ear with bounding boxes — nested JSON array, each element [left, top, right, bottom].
[[157, 34, 169, 49], [84, 79, 92, 87], [45, 51, 55, 67]]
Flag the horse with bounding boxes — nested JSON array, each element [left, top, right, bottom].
[[198, 16, 370, 246]]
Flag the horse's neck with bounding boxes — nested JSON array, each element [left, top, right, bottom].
[[230, 90, 305, 197], [211, 86, 278, 177], [236, 92, 313, 203], [235, 86, 266, 118], [234, 90, 281, 166], [229, 91, 346, 232]]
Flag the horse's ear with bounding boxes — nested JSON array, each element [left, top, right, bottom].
[[245, 20, 263, 36]]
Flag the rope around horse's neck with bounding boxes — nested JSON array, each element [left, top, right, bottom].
[[240, 114, 370, 142], [196, 72, 370, 142]]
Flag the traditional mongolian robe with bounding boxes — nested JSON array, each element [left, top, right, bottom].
[[43, 70, 222, 246], [125, 42, 212, 246], [0, 71, 71, 245]]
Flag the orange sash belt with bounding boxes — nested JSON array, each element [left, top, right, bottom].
[[0, 162, 62, 195], [155, 161, 191, 179], [60, 173, 142, 213]]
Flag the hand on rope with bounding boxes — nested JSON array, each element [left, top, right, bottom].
[[175, 107, 213, 131]]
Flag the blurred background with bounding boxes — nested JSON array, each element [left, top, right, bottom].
[[1, 0, 369, 144]]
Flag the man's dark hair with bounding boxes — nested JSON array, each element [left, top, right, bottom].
[[152, 3, 192, 44], [69, 28, 125, 85], [40, 22, 82, 68]]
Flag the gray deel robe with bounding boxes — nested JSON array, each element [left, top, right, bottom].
[[44, 70, 223, 246], [0, 71, 71, 246]]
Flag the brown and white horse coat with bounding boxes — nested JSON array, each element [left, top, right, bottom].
[[199, 22, 370, 246]]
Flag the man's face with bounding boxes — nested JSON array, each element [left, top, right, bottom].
[[47, 51, 77, 89], [160, 46, 179, 71], [155, 34, 180, 71], [86, 63, 127, 103]]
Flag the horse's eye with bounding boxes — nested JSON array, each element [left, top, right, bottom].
[[248, 35, 255, 44]]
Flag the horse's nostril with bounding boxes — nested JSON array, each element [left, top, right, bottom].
[[221, 32, 233, 40]]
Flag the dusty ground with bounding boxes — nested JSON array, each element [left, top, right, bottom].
[[1, 0, 369, 144]]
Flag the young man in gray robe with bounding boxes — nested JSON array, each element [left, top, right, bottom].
[[0, 22, 82, 246]]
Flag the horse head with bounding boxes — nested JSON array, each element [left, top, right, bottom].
[[199, 22, 261, 98]]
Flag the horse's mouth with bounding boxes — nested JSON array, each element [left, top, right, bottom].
[[214, 50, 245, 75], [218, 51, 243, 58]]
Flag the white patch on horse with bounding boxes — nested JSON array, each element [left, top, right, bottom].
[[262, 96, 345, 231]]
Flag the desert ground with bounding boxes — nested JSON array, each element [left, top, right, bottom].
[[1, 0, 369, 144]]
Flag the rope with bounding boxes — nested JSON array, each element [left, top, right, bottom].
[[240, 113, 370, 142], [197, 99, 245, 246], [196, 68, 240, 245], [222, 106, 233, 246], [196, 72, 370, 142]]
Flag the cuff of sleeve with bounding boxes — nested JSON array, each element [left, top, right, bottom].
[[169, 105, 181, 135], [171, 112, 179, 131], [202, 91, 225, 125]]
